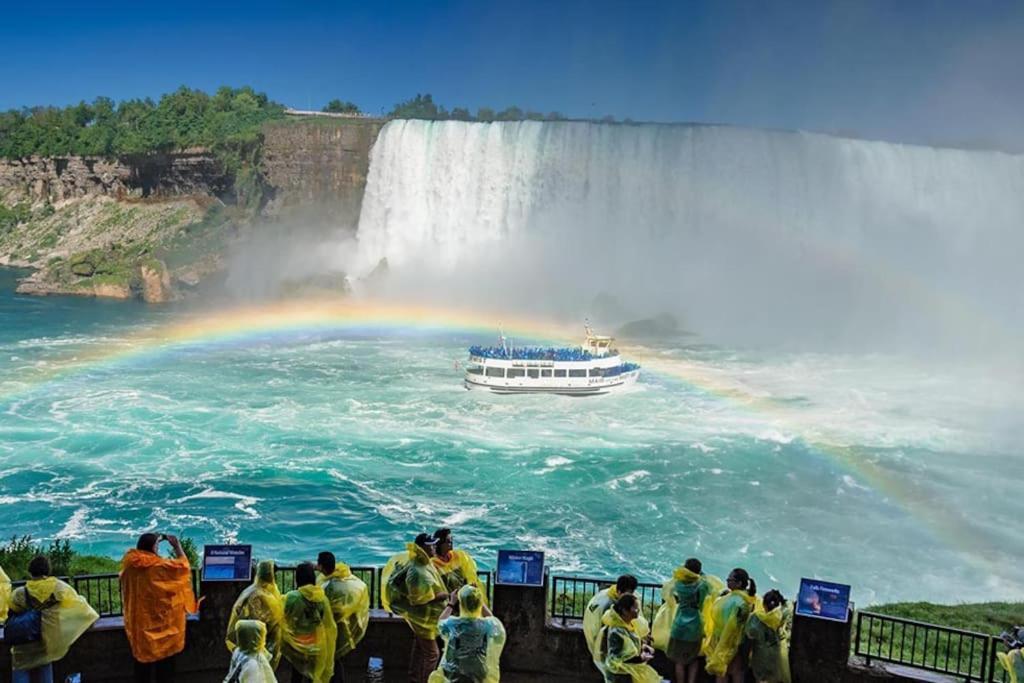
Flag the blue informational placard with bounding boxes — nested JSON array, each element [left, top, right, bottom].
[[496, 549, 545, 587], [202, 544, 253, 582], [795, 578, 852, 623]]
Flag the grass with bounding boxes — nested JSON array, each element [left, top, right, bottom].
[[867, 601, 1022, 637]]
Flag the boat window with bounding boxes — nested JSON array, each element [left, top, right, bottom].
[[467, 365, 484, 375], [569, 369, 587, 378], [485, 367, 505, 378], [553, 369, 567, 378], [541, 369, 553, 378], [507, 368, 526, 378], [527, 368, 539, 378], [589, 367, 604, 377]]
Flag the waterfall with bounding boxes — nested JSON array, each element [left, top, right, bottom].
[[354, 119, 1024, 348]]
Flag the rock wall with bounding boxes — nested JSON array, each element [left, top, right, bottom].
[[260, 117, 384, 217], [0, 151, 230, 205]]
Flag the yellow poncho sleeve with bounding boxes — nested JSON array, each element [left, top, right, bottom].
[[281, 585, 337, 683], [0, 566, 11, 623], [651, 579, 676, 651], [704, 590, 755, 676], [10, 577, 99, 671], [319, 565, 371, 657], [997, 648, 1024, 683], [383, 544, 446, 639], [226, 560, 285, 668], [582, 587, 615, 660], [601, 610, 661, 683]]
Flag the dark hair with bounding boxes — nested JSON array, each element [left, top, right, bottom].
[[295, 562, 317, 587], [317, 552, 336, 574], [684, 558, 702, 574], [613, 593, 639, 616], [763, 589, 785, 611], [432, 528, 452, 544], [730, 568, 757, 596], [137, 533, 159, 552], [616, 574, 638, 593], [414, 533, 437, 550], [28, 555, 50, 578]]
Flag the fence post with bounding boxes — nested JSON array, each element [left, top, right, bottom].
[[790, 609, 854, 683]]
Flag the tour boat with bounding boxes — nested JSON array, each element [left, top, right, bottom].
[[463, 326, 640, 396]]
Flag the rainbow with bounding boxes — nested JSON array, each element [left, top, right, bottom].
[[0, 298, 1007, 582]]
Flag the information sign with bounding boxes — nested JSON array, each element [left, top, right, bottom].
[[495, 549, 545, 587], [202, 544, 253, 582], [795, 578, 852, 623]]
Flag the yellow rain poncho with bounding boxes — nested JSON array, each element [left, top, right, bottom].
[[745, 601, 789, 683], [318, 563, 370, 657], [381, 543, 447, 639], [0, 565, 11, 622], [8, 576, 99, 671], [428, 585, 506, 683], [998, 648, 1024, 683], [281, 584, 337, 683], [432, 549, 485, 603], [121, 549, 198, 663], [583, 586, 649, 671], [227, 560, 285, 667], [652, 568, 722, 654], [224, 619, 278, 683], [704, 589, 756, 677], [598, 608, 660, 683]]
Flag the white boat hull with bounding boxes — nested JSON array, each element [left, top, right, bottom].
[[464, 370, 639, 396]]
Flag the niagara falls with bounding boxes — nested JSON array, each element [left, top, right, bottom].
[[1, 2, 1023, 681]]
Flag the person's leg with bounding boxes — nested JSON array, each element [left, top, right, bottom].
[[154, 655, 176, 683], [37, 664, 54, 683], [408, 636, 420, 683], [685, 659, 700, 683], [330, 659, 346, 683], [12, 668, 30, 683], [133, 660, 152, 683], [292, 665, 307, 683], [674, 660, 686, 683]]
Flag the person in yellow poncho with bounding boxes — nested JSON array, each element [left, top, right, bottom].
[[997, 627, 1024, 683], [598, 594, 660, 683], [227, 560, 285, 668], [430, 528, 486, 608], [316, 551, 370, 682], [381, 534, 450, 683], [428, 584, 506, 683], [224, 619, 278, 683], [744, 590, 789, 683], [583, 575, 649, 679], [282, 562, 337, 683], [652, 557, 723, 683], [121, 533, 198, 681], [705, 568, 757, 682], [8, 555, 99, 683]]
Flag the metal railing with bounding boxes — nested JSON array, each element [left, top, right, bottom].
[[549, 575, 662, 626], [854, 610, 1012, 682]]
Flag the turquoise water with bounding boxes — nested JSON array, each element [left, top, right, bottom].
[[1, 267, 1021, 605]]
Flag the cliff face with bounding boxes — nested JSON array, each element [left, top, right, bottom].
[[260, 118, 384, 219], [1, 117, 386, 301], [0, 151, 230, 205]]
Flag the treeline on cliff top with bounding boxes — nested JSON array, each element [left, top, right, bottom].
[[0, 86, 284, 167], [0, 87, 588, 162]]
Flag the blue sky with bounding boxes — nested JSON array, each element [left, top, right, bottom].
[[2, 0, 1022, 148]]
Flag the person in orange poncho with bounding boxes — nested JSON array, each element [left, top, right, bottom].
[[121, 532, 198, 682]]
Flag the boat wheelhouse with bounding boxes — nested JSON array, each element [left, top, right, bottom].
[[463, 327, 640, 396]]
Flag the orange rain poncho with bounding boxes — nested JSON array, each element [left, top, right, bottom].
[[8, 576, 99, 671], [120, 549, 198, 663], [227, 560, 285, 667], [318, 564, 370, 658], [381, 543, 447, 640]]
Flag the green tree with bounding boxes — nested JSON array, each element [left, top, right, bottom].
[[495, 106, 524, 121], [388, 93, 441, 120], [476, 107, 496, 122], [322, 99, 361, 114]]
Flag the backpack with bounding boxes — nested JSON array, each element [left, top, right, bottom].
[[4, 589, 57, 645]]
